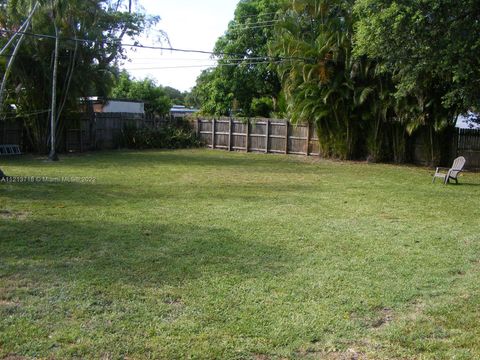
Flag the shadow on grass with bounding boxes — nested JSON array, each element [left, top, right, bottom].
[[0, 150, 326, 176], [455, 182, 480, 186], [0, 179, 329, 207], [0, 218, 293, 288]]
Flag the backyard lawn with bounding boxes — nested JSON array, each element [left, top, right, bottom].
[[1, 149, 479, 359]]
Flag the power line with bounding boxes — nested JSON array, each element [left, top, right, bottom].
[[231, 11, 279, 22], [0, 29, 311, 62], [124, 60, 291, 71], [123, 56, 275, 64], [228, 19, 280, 29], [228, 23, 278, 31], [1, 109, 51, 120]]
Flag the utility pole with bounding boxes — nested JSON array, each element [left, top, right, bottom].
[[0, 2, 40, 110], [48, 19, 60, 161], [0, 2, 40, 175]]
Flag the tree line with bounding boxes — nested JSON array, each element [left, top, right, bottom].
[[1, 0, 479, 164], [0, 0, 188, 156], [191, 0, 480, 163]]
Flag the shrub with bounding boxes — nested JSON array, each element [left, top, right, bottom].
[[116, 122, 200, 150]]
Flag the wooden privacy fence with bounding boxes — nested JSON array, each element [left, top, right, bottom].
[[456, 128, 480, 169], [65, 112, 145, 152], [196, 118, 320, 156], [0, 120, 22, 147]]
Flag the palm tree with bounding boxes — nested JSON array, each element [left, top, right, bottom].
[[0, 1, 39, 111], [272, 0, 360, 159], [1, 0, 160, 154]]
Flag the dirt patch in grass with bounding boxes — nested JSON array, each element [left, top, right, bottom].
[[405, 301, 427, 322], [350, 307, 395, 330], [0, 209, 29, 220], [296, 348, 366, 359], [0, 300, 19, 307], [371, 307, 394, 328]]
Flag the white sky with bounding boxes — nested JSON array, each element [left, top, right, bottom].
[[121, 0, 240, 92]]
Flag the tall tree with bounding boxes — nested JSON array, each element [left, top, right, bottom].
[[194, 0, 284, 117], [0, 0, 160, 153], [272, 0, 368, 159], [354, 0, 480, 163]]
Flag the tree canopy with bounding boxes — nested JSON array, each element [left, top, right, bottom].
[[111, 71, 171, 116], [354, 0, 480, 113], [0, 0, 161, 152], [192, 0, 480, 163], [191, 0, 285, 117]]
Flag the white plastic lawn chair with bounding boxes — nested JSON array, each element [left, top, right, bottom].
[[432, 156, 466, 184]]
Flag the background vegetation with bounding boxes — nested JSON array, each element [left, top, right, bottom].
[[1, 0, 479, 161], [115, 121, 199, 150], [193, 0, 480, 164], [0, 0, 161, 154]]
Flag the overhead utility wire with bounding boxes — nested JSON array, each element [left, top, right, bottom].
[[124, 60, 292, 71], [231, 11, 279, 21], [0, 109, 51, 120], [0, 29, 312, 62], [123, 56, 281, 64], [228, 24, 277, 31], [228, 19, 280, 28]]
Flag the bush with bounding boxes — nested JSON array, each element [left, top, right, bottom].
[[116, 122, 200, 150], [251, 97, 274, 118]]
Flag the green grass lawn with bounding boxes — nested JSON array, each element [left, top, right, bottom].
[[1, 149, 479, 359]]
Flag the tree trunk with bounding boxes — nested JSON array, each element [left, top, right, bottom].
[[48, 22, 60, 161], [0, 2, 39, 111], [0, 33, 27, 112]]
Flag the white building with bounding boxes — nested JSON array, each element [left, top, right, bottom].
[[456, 111, 480, 129], [170, 105, 198, 119], [83, 97, 145, 114]]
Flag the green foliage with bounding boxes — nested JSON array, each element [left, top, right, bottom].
[[272, 0, 363, 159], [0, 0, 160, 153], [251, 96, 274, 117], [163, 86, 188, 106], [111, 71, 171, 116], [191, 0, 479, 163], [354, 0, 480, 163], [190, 68, 234, 116], [115, 122, 199, 149], [192, 0, 284, 116]]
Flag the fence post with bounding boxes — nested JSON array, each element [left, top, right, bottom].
[[212, 118, 216, 149], [196, 118, 200, 138], [306, 123, 310, 156], [229, 118, 233, 151], [80, 129, 83, 152], [265, 120, 270, 153], [246, 119, 250, 152], [285, 121, 289, 154]]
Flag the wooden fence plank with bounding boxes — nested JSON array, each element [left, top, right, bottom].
[[212, 118, 216, 149], [265, 120, 270, 153], [229, 118, 233, 151], [285, 121, 289, 154], [196, 119, 480, 168], [306, 123, 310, 156], [246, 119, 250, 153]]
